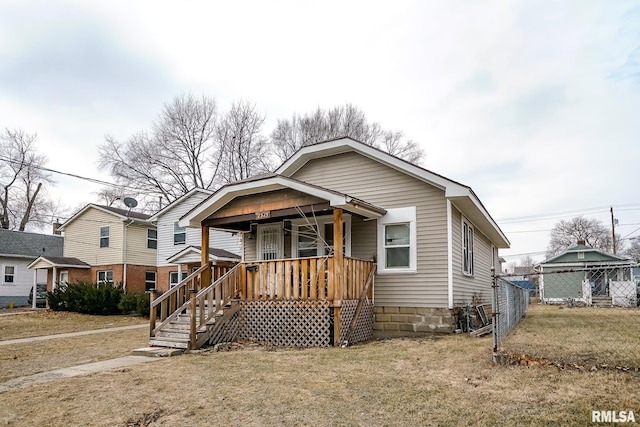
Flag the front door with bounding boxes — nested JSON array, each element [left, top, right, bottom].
[[257, 224, 284, 260]]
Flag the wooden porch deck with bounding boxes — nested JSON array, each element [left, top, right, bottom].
[[149, 256, 375, 349]]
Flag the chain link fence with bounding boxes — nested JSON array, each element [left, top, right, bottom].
[[493, 264, 640, 370]]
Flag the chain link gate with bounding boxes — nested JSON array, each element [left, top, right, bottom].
[[493, 264, 640, 370]]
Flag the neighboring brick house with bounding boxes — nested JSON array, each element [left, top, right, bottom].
[[29, 204, 157, 293], [148, 188, 242, 292], [0, 229, 63, 308]]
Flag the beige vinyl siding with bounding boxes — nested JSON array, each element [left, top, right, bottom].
[[125, 223, 157, 266], [244, 233, 257, 261], [350, 215, 376, 261], [64, 209, 124, 266], [292, 151, 449, 308], [451, 206, 493, 305]]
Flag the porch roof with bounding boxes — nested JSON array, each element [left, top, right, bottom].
[[27, 256, 90, 270], [179, 175, 387, 229], [166, 245, 241, 264]]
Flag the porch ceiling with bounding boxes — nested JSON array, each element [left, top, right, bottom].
[[180, 175, 386, 231]]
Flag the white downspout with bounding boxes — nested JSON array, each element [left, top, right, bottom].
[[447, 200, 453, 309], [123, 219, 134, 292]]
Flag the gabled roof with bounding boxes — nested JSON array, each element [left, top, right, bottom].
[[27, 256, 90, 270], [166, 245, 240, 264], [148, 188, 213, 222], [58, 204, 152, 231], [539, 244, 633, 265], [0, 229, 63, 259], [275, 137, 510, 248], [180, 175, 387, 228]]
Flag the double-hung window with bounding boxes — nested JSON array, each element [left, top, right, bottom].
[[100, 226, 110, 248], [462, 219, 474, 276], [3, 266, 15, 284], [170, 271, 188, 287], [147, 229, 158, 249], [97, 270, 113, 284], [145, 271, 156, 291], [174, 222, 186, 245], [377, 207, 416, 273]]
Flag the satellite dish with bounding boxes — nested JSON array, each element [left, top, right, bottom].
[[123, 197, 138, 209]]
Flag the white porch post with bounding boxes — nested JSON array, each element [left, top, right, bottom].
[[53, 266, 58, 291], [32, 270, 37, 309]]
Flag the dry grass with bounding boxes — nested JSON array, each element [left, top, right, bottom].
[[500, 303, 640, 368], [0, 309, 638, 426], [0, 310, 147, 341]]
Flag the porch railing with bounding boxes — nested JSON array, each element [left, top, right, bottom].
[[240, 256, 375, 302], [149, 263, 232, 336]]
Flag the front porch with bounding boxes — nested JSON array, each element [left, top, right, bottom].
[[149, 255, 375, 349]]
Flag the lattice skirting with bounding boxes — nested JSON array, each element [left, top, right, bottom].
[[339, 299, 374, 345], [237, 300, 332, 347]]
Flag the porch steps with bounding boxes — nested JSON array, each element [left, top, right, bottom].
[[592, 296, 612, 307], [149, 303, 235, 349]]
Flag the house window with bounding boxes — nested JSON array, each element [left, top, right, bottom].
[[174, 222, 186, 245], [170, 271, 188, 287], [462, 219, 474, 276], [145, 271, 156, 291], [291, 217, 351, 258], [147, 229, 158, 249], [3, 266, 15, 284], [384, 224, 411, 268], [577, 251, 585, 260], [97, 270, 113, 284], [257, 224, 284, 260], [377, 207, 417, 274], [100, 226, 110, 248]]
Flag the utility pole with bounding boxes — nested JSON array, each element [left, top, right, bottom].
[[610, 206, 617, 255]]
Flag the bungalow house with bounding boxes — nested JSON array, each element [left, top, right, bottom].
[[29, 204, 157, 293], [536, 242, 637, 306], [147, 188, 242, 292], [149, 137, 510, 349], [0, 229, 63, 308]]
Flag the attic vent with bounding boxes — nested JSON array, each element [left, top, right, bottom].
[[577, 251, 585, 260]]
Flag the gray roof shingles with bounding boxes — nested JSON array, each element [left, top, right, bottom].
[[0, 229, 63, 258]]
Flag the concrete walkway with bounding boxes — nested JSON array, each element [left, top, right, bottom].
[[0, 324, 148, 347], [0, 324, 183, 393]]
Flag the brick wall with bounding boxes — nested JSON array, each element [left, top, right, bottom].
[[373, 306, 456, 337]]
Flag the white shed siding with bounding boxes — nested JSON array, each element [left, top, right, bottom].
[[291, 151, 449, 308], [125, 223, 157, 266], [0, 257, 44, 306], [156, 192, 242, 266], [451, 206, 493, 305], [64, 209, 124, 265]]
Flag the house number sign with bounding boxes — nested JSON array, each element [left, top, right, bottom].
[[255, 211, 271, 220]]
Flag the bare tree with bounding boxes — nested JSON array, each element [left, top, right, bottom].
[[270, 104, 425, 164], [94, 187, 127, 207], [0, 128, 55, 231], [546, 216, 621, 257], [622, 236, 640, 262], [99, 94, 223, 205], [216, 100, 272, 183]]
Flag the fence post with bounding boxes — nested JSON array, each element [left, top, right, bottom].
[[491, 267, 499, 364]]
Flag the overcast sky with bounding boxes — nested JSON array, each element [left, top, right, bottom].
[[2, 0, 639, 262]]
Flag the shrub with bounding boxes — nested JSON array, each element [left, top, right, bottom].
[[118, 292, 152, 317], [47, 282, 124, 315]]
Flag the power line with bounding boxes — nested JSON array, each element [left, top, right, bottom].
[[497, 204, 640, 224]]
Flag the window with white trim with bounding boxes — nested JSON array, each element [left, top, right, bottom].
[[173, 222, 186, 245], [145, 271, 156, 291], [170, 271, 188, 287], [3, 265, 15, 284], [147, 229, 157, 249], [384, 223, 411, 268], [99, 226, 109, 248], [462, 219, 474, 276], [291, 216, 351, 258], [377, 207, 417, 274], [97, 270, 113, 284]]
